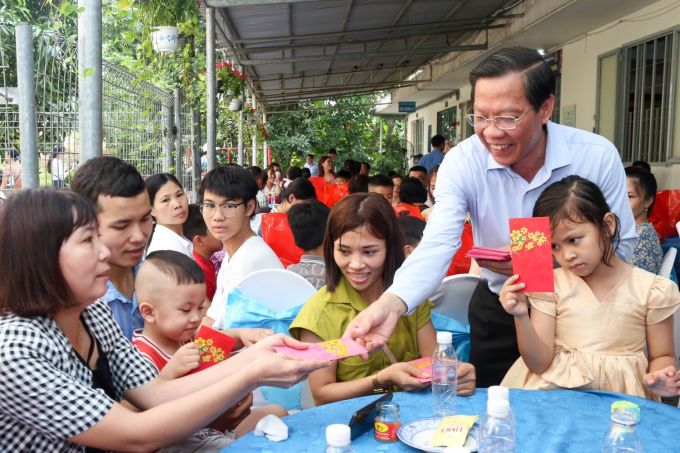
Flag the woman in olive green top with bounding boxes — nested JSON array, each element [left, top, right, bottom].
[[290, 193, 476, 405]]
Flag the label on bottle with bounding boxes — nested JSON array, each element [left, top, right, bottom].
[[374, 420, 400, 441]]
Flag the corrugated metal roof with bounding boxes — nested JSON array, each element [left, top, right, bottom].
[[204, 0, 523, 107]]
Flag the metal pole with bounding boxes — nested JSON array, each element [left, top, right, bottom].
[[252, 126, 257, 167], [238, 91, 244, 165], [206, 7, 217, 171], [15, 24, 39, 188], [78, 0, 102, 162], [192, 108, 202, 201], [163, 100, 174, 172], [174, 88, 183, 180], [262, 112, 268, 168], [250, 94, 256, 166]]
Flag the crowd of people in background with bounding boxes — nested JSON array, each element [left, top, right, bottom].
[[1, 46, 678, 452]]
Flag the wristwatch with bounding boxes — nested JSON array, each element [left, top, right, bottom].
[[371, 373, 388, 393]]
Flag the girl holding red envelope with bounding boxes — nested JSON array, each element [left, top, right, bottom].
[[499, 176, 680, 400]]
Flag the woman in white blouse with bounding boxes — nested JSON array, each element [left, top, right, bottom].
[[145, 173, 193, 258]]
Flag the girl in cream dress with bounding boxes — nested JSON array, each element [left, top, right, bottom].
[[499, 176, 680, 400]]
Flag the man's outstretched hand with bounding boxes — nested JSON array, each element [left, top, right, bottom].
[[343, 292, 408, 357]]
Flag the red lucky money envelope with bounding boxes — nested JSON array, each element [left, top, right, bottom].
[[189, 325, 236, 373], [274, 337, 367, 361], [509, 217, 555, 292]]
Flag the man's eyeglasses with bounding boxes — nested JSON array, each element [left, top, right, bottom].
[[465, 109, 530, 131], [199, 201, 247, 217]]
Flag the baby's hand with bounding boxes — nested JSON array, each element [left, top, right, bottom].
[[160, 342, 200, 380], [645, 365, 680, 397], [499, 274, 529, 318]]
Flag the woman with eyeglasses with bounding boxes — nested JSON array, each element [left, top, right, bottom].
[[145, 173, 193, 258]]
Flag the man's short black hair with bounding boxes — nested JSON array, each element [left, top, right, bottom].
[[399, 178, 428, 204], [431, 135, 445, 148], [343, 159, 361, 177], [144, 250, 205, 285], [183, 204, 207, 240], [397, 215, 426, 247], [71, 156, 146, 209], [631, 160, 651, 172], [409, 165, 427, 175], [287, 200, 330, 251], [286, 166, 303, 180], [199, 164, 258, 203], [368, 174, 394, 189], [469, 47, 555, 111], [281, 177, 316, 203], [247, 165, 264, 180], [335, 169, 352, 181], [348, 175, 369, 194]]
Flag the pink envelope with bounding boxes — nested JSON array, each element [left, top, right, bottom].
[[408, 357, 432, 383], [275, 337, 367, 361], [466, 246, 511, 262]]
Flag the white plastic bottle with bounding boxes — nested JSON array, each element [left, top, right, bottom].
[[479, 399, 515, 453], [325, 424, 354, 453], [432, 331, 458, 417], [487, 385, 515, 425]]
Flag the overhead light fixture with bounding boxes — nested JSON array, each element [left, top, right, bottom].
[[537, 48, 546, 55]]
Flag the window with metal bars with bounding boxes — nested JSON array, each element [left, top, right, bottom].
[[619, 31, 675, 163]]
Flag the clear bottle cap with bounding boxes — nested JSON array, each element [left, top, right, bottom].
[[326, 423, 351, 447], [487, 398, 510, 418], [436, 331, 453, 344], [488, 385, 509, 401]]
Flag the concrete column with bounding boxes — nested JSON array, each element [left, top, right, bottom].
[[77, 0, 103, 161], [15, 24, 39, 188]]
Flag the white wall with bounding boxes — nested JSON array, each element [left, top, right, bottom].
[[559, 0, 680, 188]]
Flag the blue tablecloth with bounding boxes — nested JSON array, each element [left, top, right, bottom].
[[224, 388, 680, 452]]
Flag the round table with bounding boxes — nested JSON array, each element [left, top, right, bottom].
[[224, 388, 680, 452]]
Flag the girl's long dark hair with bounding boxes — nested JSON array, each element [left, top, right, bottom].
[[533, 175, 620, 265]]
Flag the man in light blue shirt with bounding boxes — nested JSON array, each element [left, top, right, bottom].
[[418, 134, 446, 174], [346, 47, 636, 386], [72, 157, 153, 339], [304, 154, 319, 177], [101, 264, 144, 339]]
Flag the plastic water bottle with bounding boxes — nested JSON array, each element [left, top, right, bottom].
[[479, 399, 515, 453], [326, 424, 354, 453], [432, 331, 458, 416], [602, 401, 642, 453], [486, 385, 515, 426]]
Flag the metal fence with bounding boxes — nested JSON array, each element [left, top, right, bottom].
[[0, 24, 199, 199]]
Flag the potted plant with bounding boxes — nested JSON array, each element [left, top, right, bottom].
[[216, 61, 247, 110], [133, 0, 195, 54]]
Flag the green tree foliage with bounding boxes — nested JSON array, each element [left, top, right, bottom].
[[267, 96, 406, 174]]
